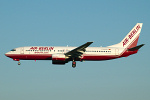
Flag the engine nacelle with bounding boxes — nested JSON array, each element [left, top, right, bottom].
[[52, 54, 68, 64]]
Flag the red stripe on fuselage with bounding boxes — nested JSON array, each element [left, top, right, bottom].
[[5, 54, 52, 60], [6, 51, 137, 61]]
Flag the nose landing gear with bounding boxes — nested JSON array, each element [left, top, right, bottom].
[[13, 59, 21, 65], [18, 61, 21, 65]]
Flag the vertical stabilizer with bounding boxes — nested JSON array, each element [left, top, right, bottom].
[[108, 23, 143, 48]]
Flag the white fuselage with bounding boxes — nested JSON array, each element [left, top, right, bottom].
[[5, 46, 131, 61], [5, 23, 143, 67]]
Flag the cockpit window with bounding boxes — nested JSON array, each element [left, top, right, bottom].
[[11, 49, 16, 51]]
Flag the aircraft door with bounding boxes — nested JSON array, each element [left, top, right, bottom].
[[115, 49, 119, 55], [20, 47, 24, 54]]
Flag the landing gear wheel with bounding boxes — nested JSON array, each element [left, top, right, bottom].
[[72, 61, 76, 68], [18, 61, 21, 65]]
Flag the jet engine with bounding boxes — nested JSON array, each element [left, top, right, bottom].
[[52, 54, 68, 64]]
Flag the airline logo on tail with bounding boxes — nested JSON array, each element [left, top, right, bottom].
[[123, 24, 141, 47]]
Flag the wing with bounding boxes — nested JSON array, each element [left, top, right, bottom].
[[65, 42, 93, 58]]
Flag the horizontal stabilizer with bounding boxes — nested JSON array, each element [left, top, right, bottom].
[[128, 44, 145, 51]]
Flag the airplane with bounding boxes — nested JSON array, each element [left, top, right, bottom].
[[5, 23, 144, 68]]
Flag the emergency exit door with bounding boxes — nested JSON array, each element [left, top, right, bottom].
[[20, 47, 24, 54]]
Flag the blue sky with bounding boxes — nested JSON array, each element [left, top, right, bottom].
[[0, 0, 150, 100]]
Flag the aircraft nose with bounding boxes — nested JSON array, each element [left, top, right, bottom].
[[5, 53, 8, 57], [5, 52, 10, 57]]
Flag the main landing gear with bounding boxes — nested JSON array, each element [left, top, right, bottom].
[[72, 60, 76, 68]]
